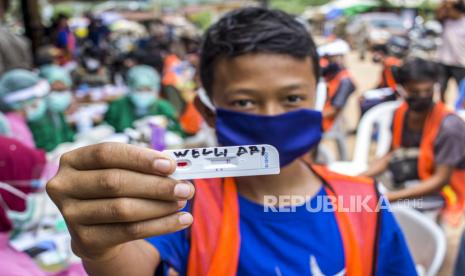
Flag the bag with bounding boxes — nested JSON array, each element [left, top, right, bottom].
[[360, 88, 397, 115], [388, 148, 420, 187]]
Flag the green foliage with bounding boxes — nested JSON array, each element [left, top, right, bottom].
[[189, 10, 214, 30], [270, 0, 331, 14]]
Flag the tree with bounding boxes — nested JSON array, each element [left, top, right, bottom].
[[270, 0, 331, 14]]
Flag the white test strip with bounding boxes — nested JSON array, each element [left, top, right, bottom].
[[164, 144, 280, 180]]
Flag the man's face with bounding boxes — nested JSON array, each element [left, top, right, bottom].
[[207, 53, 316, 120], [401, 81, 436, 113], [403, 81, 435, 99]]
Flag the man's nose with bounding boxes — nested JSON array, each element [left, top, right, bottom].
[[260, 102, 286, 116]]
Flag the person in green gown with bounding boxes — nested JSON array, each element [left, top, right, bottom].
[[37, 65, 75, 151], [0, 69, 74, 152], [104, 65, 183, 135]]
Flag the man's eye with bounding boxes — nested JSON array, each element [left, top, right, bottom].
[[231, 99, 255, 108], [286, 95, 304, 103]]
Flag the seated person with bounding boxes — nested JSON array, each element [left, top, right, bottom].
[[359, 37, 408, 115], [40, 65, 74, 131], [362, 58, 465, 225], [0, 135, 86, 275], [104, 65, 182, 134], [0, 135, 45, 274], [0, 69, 74, 151], [372, 36, 408, 92], [47, 8, 416, 276], [318, 40, 356, 131], [0, 69, 73, 151], [72, 47, 111, 88]]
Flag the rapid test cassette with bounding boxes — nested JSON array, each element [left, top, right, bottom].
[[164, 144, 280, 180]]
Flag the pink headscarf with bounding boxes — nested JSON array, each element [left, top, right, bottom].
[[0, 136, 46, 232], [5, 112, 36, 149]]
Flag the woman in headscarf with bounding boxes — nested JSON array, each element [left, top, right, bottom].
[[0, 69, 48, 148], [0, 135, 45, 273], [40, 64, 74, 114], [0, 69, 74, 152], [0, 135, 86, 275], [104, 65, 183, 134]]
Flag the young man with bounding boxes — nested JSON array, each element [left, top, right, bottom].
[[47, 8, 416, 276], [362, 58, 465, 225]]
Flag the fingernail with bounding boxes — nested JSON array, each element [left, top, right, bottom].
[[178, 213, 193, 225], [153, 159, 172, 173], [174, 183, 191, 198], [178, 200, 187, 209]]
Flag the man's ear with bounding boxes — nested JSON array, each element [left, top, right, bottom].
[[194, 94, 215, 128]]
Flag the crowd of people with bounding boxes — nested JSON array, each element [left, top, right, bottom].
[[1, 0, 465, 275]]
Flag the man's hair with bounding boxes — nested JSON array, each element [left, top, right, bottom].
[[396, 58, 440, 85], [200, 7, 320, 96], [372, 44, 388, 54], [453, 0, 465, 13], [1, 0, 10, 14]]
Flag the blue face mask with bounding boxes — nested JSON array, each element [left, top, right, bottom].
[[47, 91, 72, 113], [25, 99, 47, 122], [215, 108, 323, 167]]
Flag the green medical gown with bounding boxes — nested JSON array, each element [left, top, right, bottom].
[[28, 111, 75, 152], [104, 96, 183, 135]]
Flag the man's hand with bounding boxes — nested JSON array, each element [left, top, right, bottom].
[[47, 143, 195, 262]]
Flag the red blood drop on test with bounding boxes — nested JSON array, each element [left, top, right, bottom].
[[177, 161, 189, 167]]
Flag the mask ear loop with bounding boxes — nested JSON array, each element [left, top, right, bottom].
[[197, 88, 216, 113], [431, 83, 441, 102], [396, 84, 409, 99], [0, 181, 28, 213], [397, 83, 441, 100], [434, 83, 441, 92], [0, 182, 28, 200], [315, 80, 327, 112]]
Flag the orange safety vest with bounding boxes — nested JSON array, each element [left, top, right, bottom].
[[392, 102, 465, 225], [379, 57, 401, 92], [188, 165, 380, 276], [180, 101, 203, 135], [323, 69, 352, 131], [162, 54, 181, 87]]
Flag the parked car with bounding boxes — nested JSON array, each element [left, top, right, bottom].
[[346, 13, 407, 60]]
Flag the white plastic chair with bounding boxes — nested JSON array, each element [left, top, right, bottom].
[[323, 116, 350, 161], [458, 110, 465, 122], [318, 80, 351, 161], [328, 100, 402, 175], [391, 205, 446, 276]]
